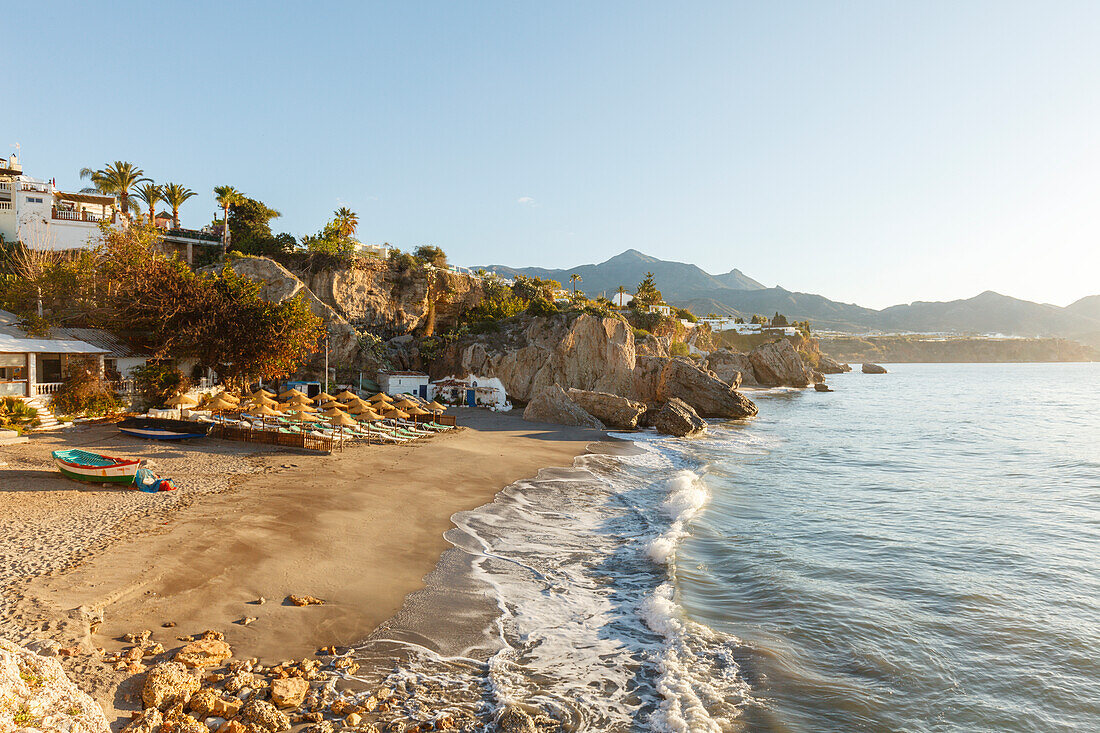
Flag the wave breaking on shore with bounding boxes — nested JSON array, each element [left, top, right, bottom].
[[348, 435, 751, 731]]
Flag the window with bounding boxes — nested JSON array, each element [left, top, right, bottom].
[[26, 197, 43, 204]]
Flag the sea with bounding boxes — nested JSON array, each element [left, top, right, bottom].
[[351, 363, 1100, 732]]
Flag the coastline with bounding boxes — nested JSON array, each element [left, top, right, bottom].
[[0, 410, 612, 724]]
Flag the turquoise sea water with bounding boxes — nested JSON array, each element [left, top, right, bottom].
[[359, 362, 1100, 731]]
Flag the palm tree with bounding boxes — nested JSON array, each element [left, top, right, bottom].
[[80, 161, 150, 219], [570, 273, 582, 296], [134, 183, 164, 225], [333, 207, 359, 238], [615, 285, 628, 307], [213, 185, 243, 251], [162, 183, 197, 229]]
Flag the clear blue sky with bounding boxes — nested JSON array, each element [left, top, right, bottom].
[[9, 2, 1099, 308]]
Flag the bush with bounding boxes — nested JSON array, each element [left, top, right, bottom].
[[632, 327, 651, 341], [132, 363, 189, 408], [669, 341, 690, 357], [674, 308, 697, 323], [0, 396, 39, 431], [51, 364, 123, 417]]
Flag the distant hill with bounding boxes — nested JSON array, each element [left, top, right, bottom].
[[477, 249, 765, 301], [478, 249, 1100, 347]]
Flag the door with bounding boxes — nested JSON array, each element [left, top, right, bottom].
[[466, 389, 476, 407], [419, 384, 428, 399]]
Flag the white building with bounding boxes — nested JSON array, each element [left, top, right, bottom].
[[0, 155, 118, 250], [647, 303, 672, 316], [612, 292, 633, 307], [378, 370, 431, 398], [354, 241, 393, 258]]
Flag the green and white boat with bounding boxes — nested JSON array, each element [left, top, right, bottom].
[[51, 449, 142, 484]]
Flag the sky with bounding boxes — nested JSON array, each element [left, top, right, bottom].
[[7, 1, 1100, 309]]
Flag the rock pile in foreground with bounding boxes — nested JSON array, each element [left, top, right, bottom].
[[0, 637, 110, 733], [89, 628, 562, 733]]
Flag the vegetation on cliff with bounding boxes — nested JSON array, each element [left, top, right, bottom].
[[818, 334, 1100, 363]]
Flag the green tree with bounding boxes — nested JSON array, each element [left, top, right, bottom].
[[333, 207, 359, 238], [569, 273, 582, 296], [413, 245, 447, 268], [80, 161, 150, 218], [634, 271, 662, 306], [615, 285, 629, 307], [751, 313, 767, 324], [228, 196, 289, 256], [512, 275, 561, 303], [134, 183, 164, 225], [213, 185, 244, 252], [162, 183, 197, 228]]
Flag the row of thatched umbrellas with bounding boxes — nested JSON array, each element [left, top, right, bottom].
[[168, 387, 447, 441]]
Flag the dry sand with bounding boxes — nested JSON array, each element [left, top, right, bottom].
[[0, 409, 609, 721]]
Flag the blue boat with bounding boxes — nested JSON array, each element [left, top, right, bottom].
[[118, 417, 209, 441]]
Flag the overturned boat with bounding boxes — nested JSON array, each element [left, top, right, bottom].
[[118, 417, 209, 441]]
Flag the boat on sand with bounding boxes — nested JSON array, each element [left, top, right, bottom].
[[51, 449, 141, 484]]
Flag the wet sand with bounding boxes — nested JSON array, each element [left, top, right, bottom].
[[0, 410, 610, 720]]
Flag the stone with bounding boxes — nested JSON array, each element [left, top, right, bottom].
[[747, 340, 813, 387], [0, 638, 111, 733], [302, 723, 335, 733], [565, 388, 646, 429], [288, 595, 325, 606], [25, 638, 62, 657], [345, 712, 363, 727], [497, 707, 537, 733], [176, 639, 233, 668], [270, 677, 309, 708], [123, 630, 152, 645], [862, 362, 888, 374], [189, 689, 241, 719], [236, 617, 257, 626], [522, 385, 604, 429], [654, 358, 758, 418], [216, 719, 247, 733], [814, 383, 833, 392], [652, 398, 708, 437], [811, 370, 825, 383], [122, 707, 164, 733], [818, 354, 852, 374], [224, 671, 267, 694], [700, 348, 753, 388], [238, 699, 292, 733], [160, 708, 207, 733], [143, 661, 201, 710]]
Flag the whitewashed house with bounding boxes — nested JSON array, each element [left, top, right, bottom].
[[646, 303, 672, 316], [378, 370, 431, 398], [0, 155, 118, 251]]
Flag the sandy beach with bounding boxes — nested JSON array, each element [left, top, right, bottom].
[[0, 409, 611, 724]]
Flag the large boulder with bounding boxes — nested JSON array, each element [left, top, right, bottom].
[[655, 359, 758, 418], [565, 389, 646, 429], [653, 398, 708, 437], [522, 385, 605, 429], [443, 314, 638, 403], [142, 661, 201, 710], [700, 349, 754, 388], [862, 362, 888, 374], [270, 678, 309, 709], [818, 354, 852, 374], [0, 638, 110, 733], [175, 639, 232, 669], [748, 340, 813, 387]]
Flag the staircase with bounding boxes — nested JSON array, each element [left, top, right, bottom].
[[23, 396, 63, 431]]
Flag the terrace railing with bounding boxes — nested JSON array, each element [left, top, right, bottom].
[[52, 208, 113, 223], [34, 382, 64, 396]]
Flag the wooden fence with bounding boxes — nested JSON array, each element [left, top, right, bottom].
[[208, 424, 334, 453]]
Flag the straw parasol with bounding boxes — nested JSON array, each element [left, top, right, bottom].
[[246, 404, 280, 416], [288, 409, 320, 423], [313, 391, 336, 404], [393, 397, 418, 409], [322, 406, 346, 418], [426, 400, 447, 412], [349, 402, 378, 416], [287, 402, 318, 412], [406, 405, 430, 416], [367, 392, 393, 404], [319, 399, 346, 410], [384, 407, 410, 420], [335, 389, 358, 401], [284, 393, 312, 405], [168, 394, 199, 408], [279, 388, 305, 399]]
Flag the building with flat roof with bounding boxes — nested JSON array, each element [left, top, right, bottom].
[[0, 154, 119, 250]]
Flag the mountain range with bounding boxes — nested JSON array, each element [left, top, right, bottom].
[[477, 249, 1100, 348]]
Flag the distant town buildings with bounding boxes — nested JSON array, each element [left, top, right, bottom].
[[698, 316, 799, 336]]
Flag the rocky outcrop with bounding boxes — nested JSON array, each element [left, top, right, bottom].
[[445, 315, 638, 403], [565, 389, 646, 429], [814, 383, 833, 392], [653, 398, 708, 437], [143, 661, 201, 710], [818, 354, 852, 374], [701, 348, 752, 388], [748, 340, 813, 387], [219, 256, 360, 361], [523, 385, 605, 429], [175, 639, 232, 668], [862, 362, 888, 374], [270, 678, 309, 709], [653, 358, 758, 418], [0, 638, 110, 733], [238, 699, 291, 732]]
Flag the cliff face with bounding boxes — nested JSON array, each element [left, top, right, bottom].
[[292, 261, 485, 337], [434, 314, 638, 402]]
